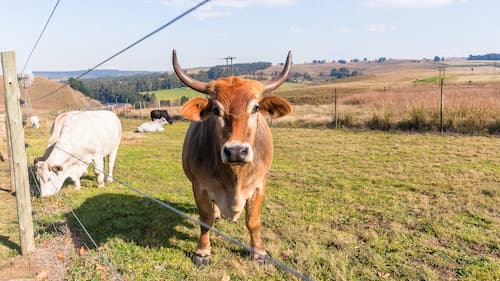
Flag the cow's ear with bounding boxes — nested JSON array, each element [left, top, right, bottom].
[[181, 98, 212, 121], [50, 164, 64, 175], [259, 96, 292, 119]]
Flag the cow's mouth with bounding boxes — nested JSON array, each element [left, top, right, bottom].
[[225, 161, 247, 166]]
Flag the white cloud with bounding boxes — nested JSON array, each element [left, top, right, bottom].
[[338, 27, 351, 33], [161, 0, 298, 8], [364, 24, 397, 32], [160, 0, 298, 19], [362, 0, 467, 9], [194, 10, 232, 20], [289, 26, 304, 34], [215, 0, 298, 7]]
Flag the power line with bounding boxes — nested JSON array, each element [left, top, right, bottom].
[[32, 0, 211, 103], [21, 0, 61, 77]]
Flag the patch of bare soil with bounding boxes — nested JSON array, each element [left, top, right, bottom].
[[0, 223, 79, 281]]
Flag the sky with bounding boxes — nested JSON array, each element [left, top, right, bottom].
[[0, 0, 499, 72]]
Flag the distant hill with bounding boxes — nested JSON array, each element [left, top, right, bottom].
[[33, 69, 157, 80], [0, 76, 101, 116]]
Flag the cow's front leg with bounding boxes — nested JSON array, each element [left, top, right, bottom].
[[72, 177, 81, 190], [193, 186, 215, 266], [246, 180, 267, 264], [94, 156, 105, 188], [106, 149, 118, 183]]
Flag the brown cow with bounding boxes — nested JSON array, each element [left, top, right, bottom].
[[173, 49, 292, 265]]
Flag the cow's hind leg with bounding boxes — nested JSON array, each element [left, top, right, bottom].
[[94, 156, 105, 188], [106, 148, 118, 183], [192, 185, 215, 266], [212, 203, 221, 220], [246, 180, 267, 264]]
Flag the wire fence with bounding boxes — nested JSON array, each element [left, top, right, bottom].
[[20, 0, 61, 77], [4, 0, 314, 279], [31, 0, 212, 103], [24, 137, 123, 280], [50, 144, 314, 281]]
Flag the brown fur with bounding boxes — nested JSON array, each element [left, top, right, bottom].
[[181, 77, 291, 261]]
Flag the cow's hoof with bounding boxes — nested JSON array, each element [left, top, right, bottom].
[[252, 253, 268, 265], [97, 183, 105, 188], [106, 177, 113, 183], [193, 254, 210, 266]]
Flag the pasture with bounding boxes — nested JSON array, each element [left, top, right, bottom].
[[141, 87, 204, 104], [19, 118, 500, 280]]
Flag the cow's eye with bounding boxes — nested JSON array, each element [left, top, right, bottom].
[[251, 105, 260, 114], [212, 107, 221, 116]]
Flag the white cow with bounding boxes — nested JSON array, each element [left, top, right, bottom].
[[136, 118, 168, 133], [35, 110, 122, 197], [30, 116, 40, 129], [0, 113, 7, 162]]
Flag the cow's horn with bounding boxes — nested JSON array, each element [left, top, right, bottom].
[[263, 51, 292, 93], [172, 49, 209, 94]]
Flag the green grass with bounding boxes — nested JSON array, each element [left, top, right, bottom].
[[141, 88, 204, 102], [24, 120, 500, 281], [414, 76, 442, 84], [143, 82, 306, 102]]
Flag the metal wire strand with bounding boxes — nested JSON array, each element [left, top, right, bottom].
[[21, 0, 61, 77], [41, 171, 124, 281], [51, 145, 314, 281], [32, 0, 211, 103]]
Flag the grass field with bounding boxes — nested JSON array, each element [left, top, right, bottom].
[[23, 118, 499, 281], [141, 87, 204, 103], [140, 82, 305, 104]]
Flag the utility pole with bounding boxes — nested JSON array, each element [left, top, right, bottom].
[[221, 56, 236, 76]]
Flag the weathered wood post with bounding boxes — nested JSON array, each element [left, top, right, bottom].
[[139, 101, 143, 119], [334, 88, 338, 129], [1, 51, 35, 255], [440, 77, 444, 134], [439, 67, 445, 135]]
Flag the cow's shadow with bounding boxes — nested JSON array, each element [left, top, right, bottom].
[[42, 193, 199, 257]]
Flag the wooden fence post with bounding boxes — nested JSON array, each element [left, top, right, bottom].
[[440, 78, 444, 134], [334, 88, 338, 129], [1, 51, 35, 255]]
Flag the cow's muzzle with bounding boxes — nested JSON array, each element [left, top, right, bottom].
[[221, 141, 253, 164]]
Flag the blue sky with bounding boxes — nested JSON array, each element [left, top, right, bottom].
[[0, 0, 498, 72]]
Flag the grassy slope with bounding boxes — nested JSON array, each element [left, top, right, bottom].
[[25, 118, 499, 281], [141, 87, 204, 101]]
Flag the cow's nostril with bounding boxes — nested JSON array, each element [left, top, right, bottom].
[[240, 146, 248, 156], [223, 147, 231, 157]]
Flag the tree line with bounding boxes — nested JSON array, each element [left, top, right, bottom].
[[468, 53, 500, 60], [70, 62, 272, 104]]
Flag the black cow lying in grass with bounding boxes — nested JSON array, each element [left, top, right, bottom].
[[150, 110, 173, 124]]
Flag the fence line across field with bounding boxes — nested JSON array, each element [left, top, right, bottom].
[[27, 142, 123, 280], [51, 145, 314, 281]]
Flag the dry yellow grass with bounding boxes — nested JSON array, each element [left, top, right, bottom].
[[0, 76, 100, 118]]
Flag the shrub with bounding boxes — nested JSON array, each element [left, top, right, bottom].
[[367, 114, 392, 131], [486, 118, 500, 135], [339, 113, 355, 128], [180, 96, 189, 105]]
